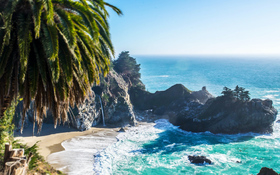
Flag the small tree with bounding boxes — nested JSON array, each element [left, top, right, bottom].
[[113, 51, 144, 89], [221, 87, 233, 97], [222, 86, 250, 102], [240, 90, 250, 101]]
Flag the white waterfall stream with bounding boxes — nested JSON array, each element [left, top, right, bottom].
[[97, 95, 106, 126]]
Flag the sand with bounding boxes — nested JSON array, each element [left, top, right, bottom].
[[14, 124, 119, 160], [14, 122, 151, 174]]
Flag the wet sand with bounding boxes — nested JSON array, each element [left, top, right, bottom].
[[14, 124, 119, 160]]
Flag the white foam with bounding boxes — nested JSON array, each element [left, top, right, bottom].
[[265, 90, 280, 93], [47, 129, 117, 175], [263, 94, 278, 99]]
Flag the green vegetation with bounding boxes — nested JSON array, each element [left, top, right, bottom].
[[221, 85, 250, 101], [0, 0, 121, 173], [0, 98, 55, 173], [0, 98, 19, 156], [113, 51, 145, 89], [0, 0, 122, 129]]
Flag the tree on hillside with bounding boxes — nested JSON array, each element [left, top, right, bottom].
[[221, 87, 234, 97], [0, 0, 122, 130], [113, 51, 144, 89], [221, 86, 250, 102]]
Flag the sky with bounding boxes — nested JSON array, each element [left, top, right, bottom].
[[106, 0, 280, 56]]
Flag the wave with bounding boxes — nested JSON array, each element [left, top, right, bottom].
[[93, 119, 280, 174], [47, 130, 117, 175]]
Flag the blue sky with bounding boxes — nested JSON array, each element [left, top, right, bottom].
[[106, 0, 280, 56]]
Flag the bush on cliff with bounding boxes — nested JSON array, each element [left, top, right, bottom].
[[113, 51, 145, 89], [221, 85, 250, 101]]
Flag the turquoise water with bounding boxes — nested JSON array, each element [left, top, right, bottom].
[[95, 56, 280, 175]]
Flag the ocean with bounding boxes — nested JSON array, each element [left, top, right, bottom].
[[50, 56, 280, 175]]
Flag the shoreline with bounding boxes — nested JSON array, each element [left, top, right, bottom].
[[14, 121, 154, 174], [14, 124, 120, 160]]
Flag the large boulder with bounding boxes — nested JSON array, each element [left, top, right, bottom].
[[188, 155, 212, 165], [257, 167, 279, 175]]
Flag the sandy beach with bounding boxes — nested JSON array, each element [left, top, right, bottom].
[[14, 124, 119, 160], [14, 122, 151, 174]]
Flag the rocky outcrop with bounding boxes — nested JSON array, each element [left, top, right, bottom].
[[72, 93, 101, 131], [173, 96, 277, 134], [100, 69, 136, 126], [130, 84, 213, 115], [17, 69, 137, 131], [257, 167, 279, 175], [72, 69, 136, 130], [131, 84, 277, 134], [188, 155, 212, 165]]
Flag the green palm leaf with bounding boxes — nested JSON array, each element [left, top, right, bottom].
[[0, 0, 122, 130]]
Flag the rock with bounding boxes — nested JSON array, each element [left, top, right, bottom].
[[130, 84, 213, 118], [131, 84, 278, 134], [188, 155, 212, 165], [277, 120, 280, 123], [118, 127, 125, 132], [100, 69, 136, 126], [74, 69, 137, 130], [190, 86, 214, 104], [172, 96, 278, 134], [257, 167, 279, 175], [130, 84, 191, 111]]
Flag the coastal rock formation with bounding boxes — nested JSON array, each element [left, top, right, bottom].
[[188, 155, 212, 165], [72, 69, 136, 130], [131, 84, 277, 134], [257, 167, 279, 175], [130, 84, 213, 114], [72, 93, 100, 131], [173, 96, 277, 134], [99, 69, 136, 126]]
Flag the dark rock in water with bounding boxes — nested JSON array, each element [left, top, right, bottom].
[[277, 120, 280, 123], [173, 96, 277, 134], [131, 83, 277, 134], [257, 167, 279, 175], [188, 155, 212, 165], [118, 127, 125, 132]]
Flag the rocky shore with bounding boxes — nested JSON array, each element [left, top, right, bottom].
[[18, 52, 278, 135], [20, 69, 278, 135], [130, 84, 278, 134]]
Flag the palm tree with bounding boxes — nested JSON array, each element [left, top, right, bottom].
[[0, 0, 122, 131]]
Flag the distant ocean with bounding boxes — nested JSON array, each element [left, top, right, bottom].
[[53, 56, 280, 174]]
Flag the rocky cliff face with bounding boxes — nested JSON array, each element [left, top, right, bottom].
[[73, 69, 136, 130], [19, 69, 136, 131], [99, 69, 136, 126], [130, 84, 213, 113], [17, 72, 278, 134]]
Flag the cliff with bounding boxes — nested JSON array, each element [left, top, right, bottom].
[[18, 69, 136, 131], [70, 69, 136, 130], [16, 59, 278, 134]]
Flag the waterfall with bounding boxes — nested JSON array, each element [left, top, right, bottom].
[[97, 95, 106, 126]]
